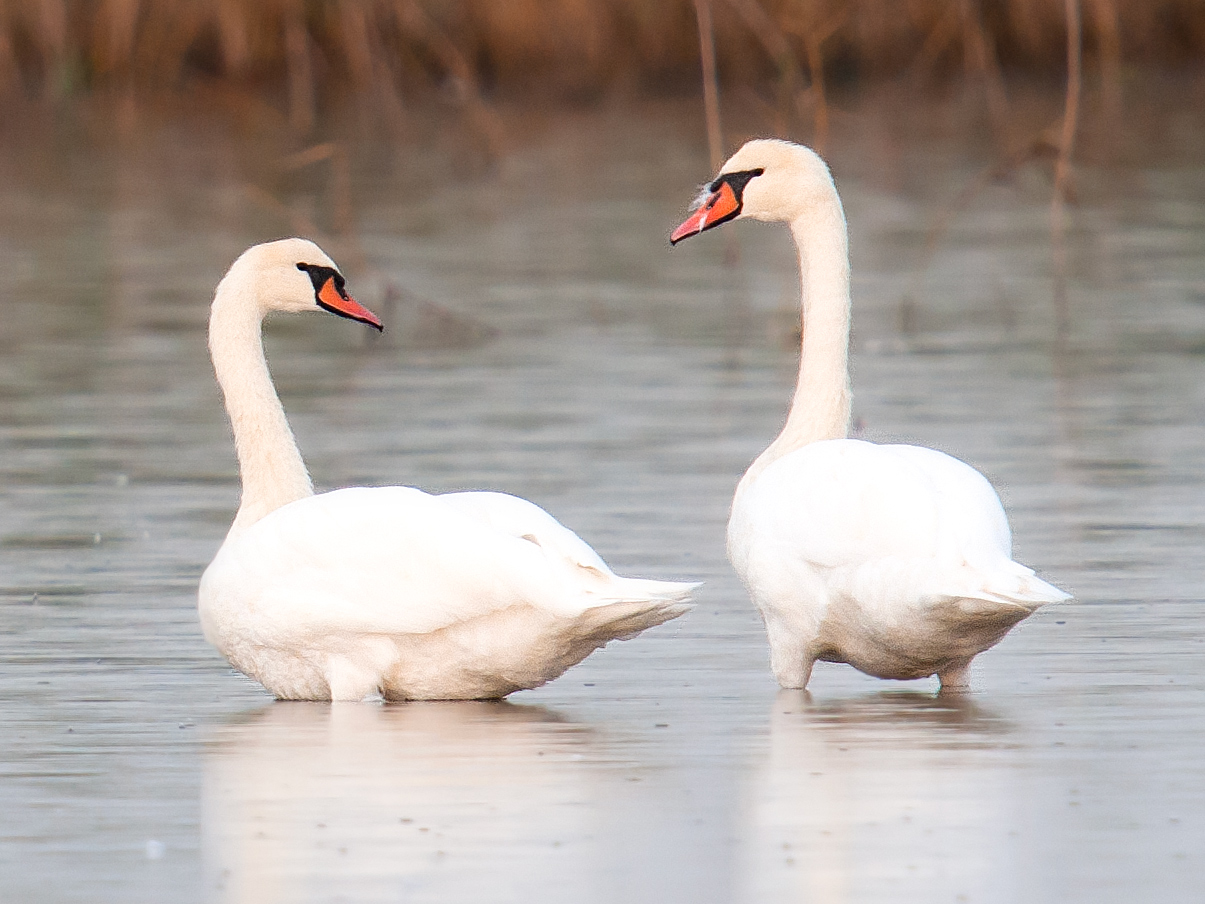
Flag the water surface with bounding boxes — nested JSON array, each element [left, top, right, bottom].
[[1, 97, 1204, 902]]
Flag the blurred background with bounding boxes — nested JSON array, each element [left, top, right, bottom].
[[2, 3, 1205, 904], [0, 0, 1200, 123]]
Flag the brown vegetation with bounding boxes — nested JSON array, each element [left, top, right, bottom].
[[0, 0, 1200, 121]]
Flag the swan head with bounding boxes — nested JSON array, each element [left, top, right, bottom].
[[670, 139, 836, 244], [224, 238, 382, 330]]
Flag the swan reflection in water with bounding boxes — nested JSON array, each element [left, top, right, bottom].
[[739, 690, 1019, 904], [203, 701, 597, 904]]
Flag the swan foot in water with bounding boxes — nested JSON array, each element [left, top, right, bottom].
[[937, 658, 974, 693]]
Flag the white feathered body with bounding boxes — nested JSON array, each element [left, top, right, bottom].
[[728, 439, 1069, 686], [199, 240, 695, 702], [200, 488, 695, 702], [672, 140, 1068, 689]]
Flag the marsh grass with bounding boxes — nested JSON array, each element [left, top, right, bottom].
[[0, 1, 1199, 124]]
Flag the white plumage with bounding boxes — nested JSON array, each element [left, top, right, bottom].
[[199, 239, 695, 701], [672, 140, 1067, 691]]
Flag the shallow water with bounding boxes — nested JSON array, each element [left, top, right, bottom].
[[2, 97, 1204, 902]]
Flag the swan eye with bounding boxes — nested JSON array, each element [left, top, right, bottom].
[[709, 167, 765, 196], [296, 262, 348, 299], [689, 166, 764, 213]]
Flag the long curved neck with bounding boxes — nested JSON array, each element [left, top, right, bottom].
[[209, 268, 313, 537], [743, 191, 852, 486]]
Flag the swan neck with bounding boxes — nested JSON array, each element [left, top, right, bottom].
[[745, 195, 852, 486], [210, 268, 313, 535]]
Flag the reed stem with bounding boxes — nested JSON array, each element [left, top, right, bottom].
[[1052, 0, 1082, 344], [693, 0, 724, 171]]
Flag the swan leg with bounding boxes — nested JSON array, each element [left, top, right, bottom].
[[761, 608, 819, 689], [326, 655, 383, 702], [767, 633, 816, 689], [937, 658, 973, 693], [772, 654, 815, 690], [761, 602, 819, 684]]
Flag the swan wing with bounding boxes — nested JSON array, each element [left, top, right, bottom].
[[732, 439, 1065, 608], [439, 490, 701, 604], [734, 440, 984, 566], [883, 444, 1068, 606], [880, 443, 1012, 561], [437, 491, 615, 573], [201, 486, 606, 643]]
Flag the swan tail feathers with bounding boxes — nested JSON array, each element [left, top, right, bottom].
[[588, 578, 702, 606], [838, 558, 1067, 616], [962, 567, 1071, 612], [576, 596, 694, 642]]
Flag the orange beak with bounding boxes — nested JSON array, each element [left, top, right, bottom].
[[670, 181, 740, 244], [318, 277, 383, 331]]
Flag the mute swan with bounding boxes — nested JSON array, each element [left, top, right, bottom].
[[199, 238, 696, 701], [671, 140, 1068, 691]]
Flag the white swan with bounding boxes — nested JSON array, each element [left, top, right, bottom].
[[199, 238, 696, 701], [671, 140, 1068, 691]]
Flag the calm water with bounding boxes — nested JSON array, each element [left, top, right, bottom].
[[1, 96, 1204, 903]]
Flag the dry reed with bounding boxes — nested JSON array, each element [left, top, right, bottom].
[[0, 0, 1199, 117], [692, 0, 724, 170], [1051, 0, 1083, 344]]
